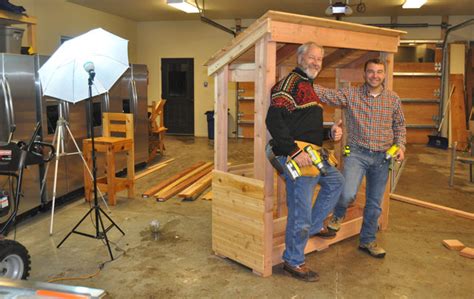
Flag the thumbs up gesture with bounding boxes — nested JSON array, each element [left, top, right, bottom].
[[331, 119, 343, 142]]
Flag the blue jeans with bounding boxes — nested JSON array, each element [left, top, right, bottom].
[[278, 157, 344, 267], [333, 145, 390, 244]]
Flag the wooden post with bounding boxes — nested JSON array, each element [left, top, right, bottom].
[[334, 68, 348, 168], [254, 36, 275, 180], [379, 52, 395, 230], [106, 145, 116, 205], [27, 23, 37, 54], [254, 35, 276, 277], [214, 65, 229, 172], [276, 62, 291, 217]]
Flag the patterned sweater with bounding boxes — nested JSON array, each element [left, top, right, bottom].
[[265, 68, 327, 156]]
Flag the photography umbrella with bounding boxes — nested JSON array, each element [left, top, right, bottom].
[[38, 28, 129, 260]]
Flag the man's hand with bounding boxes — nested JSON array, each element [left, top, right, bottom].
[[331, 119, 343, 142], [396, 148, 405, 162], [293, 152, 313, 167]]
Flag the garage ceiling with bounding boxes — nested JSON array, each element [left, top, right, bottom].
[[68, 0, 474, 22]]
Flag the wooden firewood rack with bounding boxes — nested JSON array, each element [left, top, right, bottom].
[[206, 10, 406, 277]]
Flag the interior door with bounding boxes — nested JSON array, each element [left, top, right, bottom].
[[161, 58, 194, 135]]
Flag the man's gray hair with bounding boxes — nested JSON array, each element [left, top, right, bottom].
[[297, 42, 324, 65]]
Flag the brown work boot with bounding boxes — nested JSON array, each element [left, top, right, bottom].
[[358, 241, 386, 258], [312, 226, 337, 239], [283, 262, 320, 282], [327, 215, 344, 232]]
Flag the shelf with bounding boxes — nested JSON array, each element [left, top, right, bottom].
[[394, 72, 441, 77], [0, 10, 37, 53], [238, 120, 254, 125], [406, 124, 437, 129]]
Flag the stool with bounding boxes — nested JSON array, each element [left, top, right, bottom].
[[83, 113, 135, 205], [147, 99, 167, 163]]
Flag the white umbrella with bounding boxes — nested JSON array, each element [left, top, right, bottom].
[[38, 28, 129, 102]]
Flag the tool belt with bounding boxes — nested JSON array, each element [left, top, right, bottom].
[[293, 141, 338, 177]]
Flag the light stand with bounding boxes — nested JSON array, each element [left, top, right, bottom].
[[40, 101, 111, 236], [57, 66, 125, 260]]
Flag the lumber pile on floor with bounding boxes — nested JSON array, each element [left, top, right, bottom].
[[178, 172, 212, 201], [142, 161, 213, 202]]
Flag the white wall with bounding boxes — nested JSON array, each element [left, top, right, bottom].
[[136, 19, 241, 137]]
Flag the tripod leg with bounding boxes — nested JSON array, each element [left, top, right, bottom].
[[40, 128, 58, 198], [99, 206, 125, 235], [56, 205, 94, 248], [49, 124, 63, 235], [97, 209, 114, 260], [64, 124, 110, 211]]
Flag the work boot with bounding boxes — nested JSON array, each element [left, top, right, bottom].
[[358, 241, 386, 258], [327, 215, 344, 232], [312, 226, 337, 239], [283, 262, 320, 282]]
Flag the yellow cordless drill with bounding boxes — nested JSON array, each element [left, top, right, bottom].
[[385, 144, 400, 161], [285, 159, 302, 180], [303, 145, 328, 176], [343, 145, 351, 156]]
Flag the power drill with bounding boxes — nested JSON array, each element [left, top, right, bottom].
[[265, 140, 302, 181], [385, 144, 400, 161], [343, 145, 351, 156], [285, 159, 302, 180], [303, 145, 328, 176]]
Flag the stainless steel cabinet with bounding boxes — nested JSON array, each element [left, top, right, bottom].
[[0, 54, 41, 214]]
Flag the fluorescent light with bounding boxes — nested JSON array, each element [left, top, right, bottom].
[[167, 0, 199, 13], [402, 0, 427, 9]]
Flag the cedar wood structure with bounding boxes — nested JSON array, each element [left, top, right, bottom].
[[206, 10, 406, 277]]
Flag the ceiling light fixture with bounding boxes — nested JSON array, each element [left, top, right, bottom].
[[167, 0, 200, 13], [402, 0, 427, 9], [325, 1, 353, 20]]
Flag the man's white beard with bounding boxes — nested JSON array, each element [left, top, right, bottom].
[[303, 66, 319, 79]]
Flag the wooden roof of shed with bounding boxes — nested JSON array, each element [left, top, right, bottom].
[[206, 10, 406, 76]]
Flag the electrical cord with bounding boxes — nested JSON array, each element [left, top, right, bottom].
[[47, 266, 102, 283], [47, 241, 125, 283]]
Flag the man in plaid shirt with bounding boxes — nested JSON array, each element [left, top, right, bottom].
[[314, 58, 406, 258]]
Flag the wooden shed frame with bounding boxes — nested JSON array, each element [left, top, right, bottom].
[[207, 11, 405, 277]]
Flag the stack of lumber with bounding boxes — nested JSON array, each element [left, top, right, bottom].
[[178, 172, 212, 201], [142, 161, 213, 202]]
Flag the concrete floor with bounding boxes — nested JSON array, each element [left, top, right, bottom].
[[10, 136, 474, 298]]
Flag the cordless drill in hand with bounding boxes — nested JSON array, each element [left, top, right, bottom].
[[385, 144, 400, 161], [303, 145, 327, 176]]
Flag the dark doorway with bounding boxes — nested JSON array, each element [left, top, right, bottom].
[[161, 58, 194, 135]]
